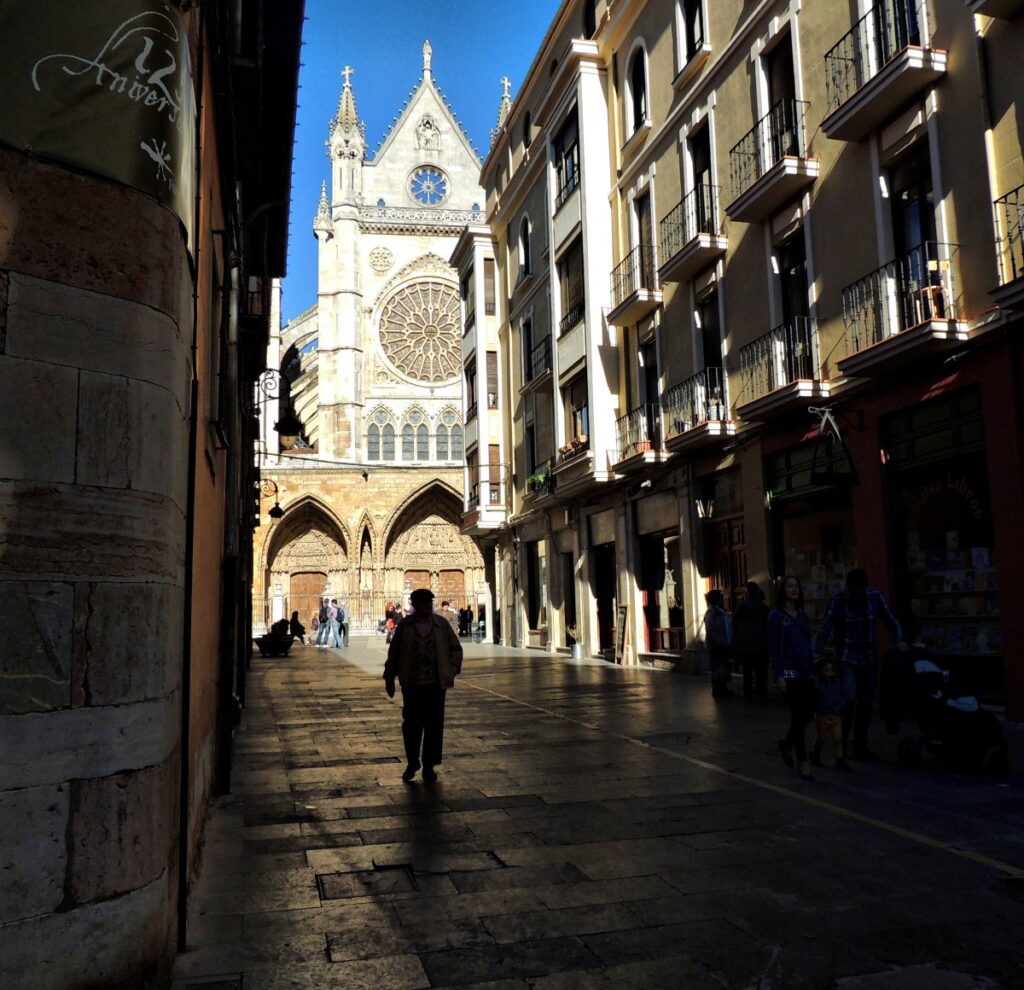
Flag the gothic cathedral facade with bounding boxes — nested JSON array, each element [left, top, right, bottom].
[[253, 43, 486, 631]]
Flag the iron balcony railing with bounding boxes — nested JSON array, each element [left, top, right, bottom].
[[729, 98, 810, 200], [465, 400, 478, 422], [463, 309, 476, 334], [558, 296, 585, 336], [995, 184, 1024, 286], [659, 183, 722, 263], [558, 433, 590, 464], [610, 244, 657, 310], [842, 241, 959, 354], [554, 169, 579, 212], [825, 0, 924, 114], [614, 403, 662, 460], [739, 317, 822, 402], [525, 336, 552, 382], [526, 459, 555, 494], [484, 300, 496, 316], [662, 367, 727, 439]]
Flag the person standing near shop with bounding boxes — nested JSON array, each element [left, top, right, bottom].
[[814, 568, 904, 761], [732, 581, 771, 700], [384, 588, 463, 783], [703, 589, 734, 698], [770, 575, 817, 781]]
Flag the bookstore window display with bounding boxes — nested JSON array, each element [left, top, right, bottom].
[[894, 456, 1003, 702]]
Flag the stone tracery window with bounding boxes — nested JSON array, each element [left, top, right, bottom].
[[379, 280, 461, 383], [368, 409, 396, 461]]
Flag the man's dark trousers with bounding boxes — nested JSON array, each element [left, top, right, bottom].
[[401, 682, 446, 768]]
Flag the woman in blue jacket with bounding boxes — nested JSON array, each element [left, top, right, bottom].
[[769, 575, 817, 780]]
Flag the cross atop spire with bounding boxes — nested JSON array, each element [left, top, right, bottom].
[[333, 63, 363, 137], [490, 75, 514, 147]]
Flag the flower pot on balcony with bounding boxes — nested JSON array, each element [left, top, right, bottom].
[[570, 642, 585, 661], [633, 439, 652, 453]]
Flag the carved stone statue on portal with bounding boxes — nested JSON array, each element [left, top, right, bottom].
[[416, 114, 440, 150]]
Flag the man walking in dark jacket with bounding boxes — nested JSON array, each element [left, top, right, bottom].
[[815, 569, 904, 760], [732, 581, 771, 700]]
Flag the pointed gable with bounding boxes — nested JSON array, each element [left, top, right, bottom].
[[357, 42, 483, 217]]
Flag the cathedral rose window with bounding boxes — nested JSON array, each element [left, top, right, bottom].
[[379, 280, 460, 383], [408, 165, 449, 206]]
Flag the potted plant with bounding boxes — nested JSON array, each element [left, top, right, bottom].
[[634, 438, 653, 453]]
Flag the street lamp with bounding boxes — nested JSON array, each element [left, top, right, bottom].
[[256, 369, 305, 452], [256, 479, 284, 521]]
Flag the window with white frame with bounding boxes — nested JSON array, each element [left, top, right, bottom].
[[519, 216, 532, 279], [627, 46, 648, 135], [678, 0, 706, 67]]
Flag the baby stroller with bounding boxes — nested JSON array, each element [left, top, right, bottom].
[[881, 647, 1008, 772]]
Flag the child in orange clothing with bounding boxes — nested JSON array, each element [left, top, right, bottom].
[[811, 659, 852, 771]]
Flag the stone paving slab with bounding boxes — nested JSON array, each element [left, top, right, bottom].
[[172, 640, 1024, 989]]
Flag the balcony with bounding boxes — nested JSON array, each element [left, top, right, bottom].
[[966, 0, 1024, 15], [558, 296, 585, 337], [613, 404, 667, 472], [736, 317, 830, 420], [662, 367, 735, 451], [658, 183, 728, 284], [823, 0, 946, 142], [463, 474, 507, 536], [524, 459, 556, 502], [837, 242, 968, 378], [726, 99, 819, 223], [994, 184, 1024, 310], [523, 336, 552, 391], [465, 400, 478, 422], [608, 245, 662, 325], [553, 434, 600, 495]]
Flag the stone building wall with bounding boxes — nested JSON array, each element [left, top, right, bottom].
[[0, 149, 189, 987]]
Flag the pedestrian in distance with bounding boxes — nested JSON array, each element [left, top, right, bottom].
[[703, 589, 734, 698], [315, 599, 330, 647], [289, 610, 306, 645], [338, 601, 350, 647], [440, 599, 460, 637], [770, 575, 817, 781], [383, 587, 463, 783], [732, 580, 770, 700], [327, 599, 342, 647], [310, 612, 320, 638], [814, 568, 905, 762], [810, 657, 851, 771]]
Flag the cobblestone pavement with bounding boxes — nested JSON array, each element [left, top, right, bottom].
[[172, 638, 1024, 990]]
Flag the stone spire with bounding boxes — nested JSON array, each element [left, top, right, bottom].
[[329, 65, 366, 149], [313, 180, 333, 238], [423, 39, 432, 77], [490, 76, 513, 147]]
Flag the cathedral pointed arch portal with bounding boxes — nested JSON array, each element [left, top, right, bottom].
[[253, 42, 488, 633]]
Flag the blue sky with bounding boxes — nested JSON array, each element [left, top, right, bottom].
[[280, 0, 562, 323]]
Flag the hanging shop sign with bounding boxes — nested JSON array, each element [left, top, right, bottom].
[[0, 1, 196, 241], [808, 406, 858, 487]]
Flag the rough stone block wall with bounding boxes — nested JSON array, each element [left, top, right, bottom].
[[0, 149, 190, 988]]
